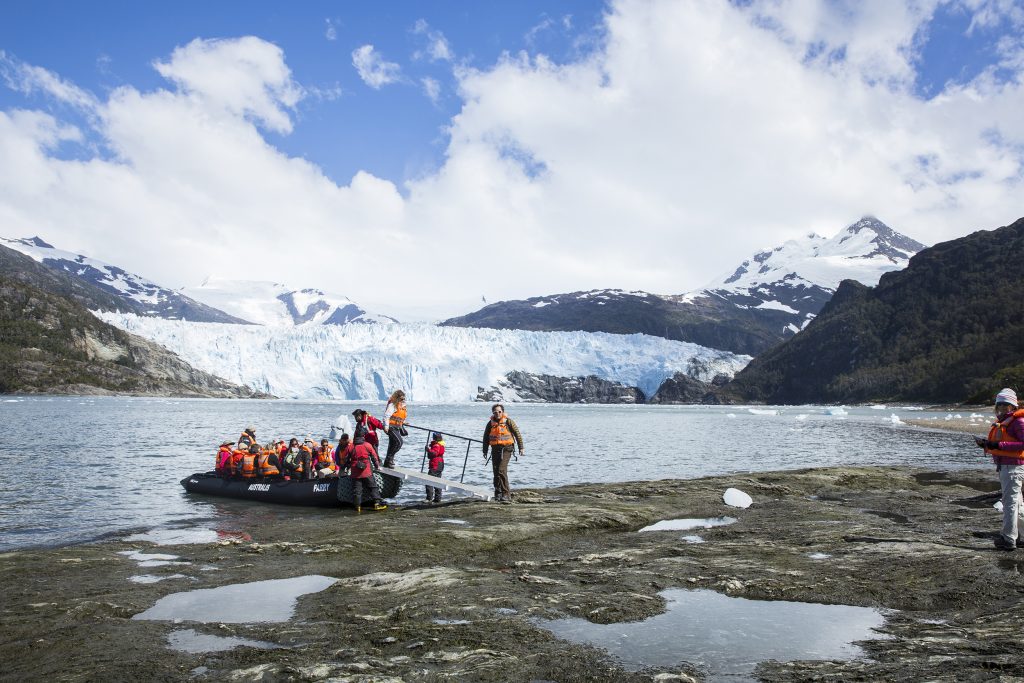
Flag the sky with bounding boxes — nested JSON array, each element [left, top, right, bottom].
[[1, 0, 1023, 321]]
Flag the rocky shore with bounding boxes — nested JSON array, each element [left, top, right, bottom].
[[2, 465, 1020, 682]]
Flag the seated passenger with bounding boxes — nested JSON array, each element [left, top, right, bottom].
[[333, 433, 350, 473], [281, 438, 310, 480], [237, 426, 258, 451], [238, 444, 259, 479], [314, 438, 338, 478], [257, 445, 283, 479], [215, 440, 234, 476], [230, 446, 248, 478]]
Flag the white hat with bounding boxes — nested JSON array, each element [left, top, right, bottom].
[[995, 388, 1019, 407]]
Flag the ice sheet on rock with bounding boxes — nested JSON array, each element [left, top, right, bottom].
[[807, 553, 831, 560], [130, 574, 190, 584], [120, 550, 191, 567], [723, 488, 752, 508], [681, 535, 704, 544], [639, 517, 737, 532]]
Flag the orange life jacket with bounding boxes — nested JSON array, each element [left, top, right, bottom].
[[238, 431, 256, 448], [388, 402, 407, 428], [315, 446, 336, 469], [240, 452, 257, 478], [489, 416, 514, 446], [257, 451, 279, 476], [985, 410, 1024, 459], [216, 447, 232, 470]]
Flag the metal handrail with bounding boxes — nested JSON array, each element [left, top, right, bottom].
[[403, 422, 482, 483]]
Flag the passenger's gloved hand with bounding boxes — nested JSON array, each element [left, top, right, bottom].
[[988, 440, 1001, 450], [974, 436, 988, 448]]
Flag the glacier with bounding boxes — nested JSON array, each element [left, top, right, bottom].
[[96, 312, 751, 401]]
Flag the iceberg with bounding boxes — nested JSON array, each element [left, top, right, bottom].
[[723, 488, 752, 508]]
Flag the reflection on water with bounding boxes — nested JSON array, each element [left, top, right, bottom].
[[540, 588, 888, 681], [0, 397, 982, 550], [132, 575, 337, 623], [168, 628, 282, 654]]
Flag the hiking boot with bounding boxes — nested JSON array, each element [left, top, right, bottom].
[[373, 502, 388, 511], [433, 497, 441, 504], [1016, 537, 1024, 549], [384, 459, 394, 468], [994, 536, 1016, 551]]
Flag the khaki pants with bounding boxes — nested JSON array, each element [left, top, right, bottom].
[[490, 446, 513, 499]]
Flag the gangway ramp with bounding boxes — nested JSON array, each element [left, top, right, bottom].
[[379, 465, 493, 501]]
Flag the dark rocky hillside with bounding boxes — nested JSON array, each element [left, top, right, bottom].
[[0, 244, 267, 397], [724, 217, 1024, 405], [442, 289, 787, 356]]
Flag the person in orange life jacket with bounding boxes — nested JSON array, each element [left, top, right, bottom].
[[382, 389, 408, 468], [339, 427, 387, 512], [215, 441, 234, 476], [281, 438, 310, 480], [229, 445, 249, 478], [256, 445, 284, 479], [237, 426, 257, 450], [482, 403, 524, 503], [236, 443, 259, 478], [975, 388, 1024, 551], [314, 438, 338, 478], [351, 409, 384, 449], [425, 432, 445, 504]]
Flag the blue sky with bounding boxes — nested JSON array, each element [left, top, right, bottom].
[[1, 1, 1023, 319]]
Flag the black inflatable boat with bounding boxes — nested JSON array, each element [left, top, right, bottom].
[[181, 471, 403, 507]]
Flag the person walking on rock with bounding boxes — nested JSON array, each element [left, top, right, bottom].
[[382, 389, 408, 468], [976, 388, 1024, 551], [340, 427, 387, 513], [482, 403, 524, 503]]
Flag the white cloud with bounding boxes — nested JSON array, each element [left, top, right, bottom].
[[325, 18, 338, 41], [421, 76, 441, 104], [153, 37, 303, 134], [1, 2, 1023, 321], [351, 44, 402, 89], [0, 50, 98, 112], [412, 19, 453, 62]]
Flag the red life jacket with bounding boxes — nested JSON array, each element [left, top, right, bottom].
[[231, 449, 247, 474], [489, 416, 514, 446]]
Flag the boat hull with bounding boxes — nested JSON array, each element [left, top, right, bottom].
[[180, 471, 402, 507]]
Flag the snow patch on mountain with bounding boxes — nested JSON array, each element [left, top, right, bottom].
[[0, 236, 247, 324], [181, 277, 397, 327], [94, 312, 751, 401]]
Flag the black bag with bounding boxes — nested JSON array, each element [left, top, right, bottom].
[[400, 426, 409, 437]]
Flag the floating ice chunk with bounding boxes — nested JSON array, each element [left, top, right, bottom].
[[639, 517, 737, 532], [795, 414, 808, 421], [889, 414, 903, 425], [723, 488, 753, 509], [748, 408, 778, 416], [824, 407, 848, 416], [944, 414, 954, 421], [726, 413, 737, 419], [868, 404, 886, 410], [995, 501, 1004, 512]]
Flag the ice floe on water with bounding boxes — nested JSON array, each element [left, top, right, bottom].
[[539, 588, 888, 678], [639, 517, 737, 533], [890, 414, 904, 425], [133, 575, 337, 623], [748, 408, 779, 416], [794, 414, 808, 421], [868, 404, 886, 410], [168, 629, 283, 654], [723, 488, 752, 508], [726, 413, 737, 419], [823, 406, 848, 416]]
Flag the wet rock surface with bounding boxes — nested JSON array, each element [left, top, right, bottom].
[[2, 465, 1021, 681]]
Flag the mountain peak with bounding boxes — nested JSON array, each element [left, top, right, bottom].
[[840, 216, 926, 262]]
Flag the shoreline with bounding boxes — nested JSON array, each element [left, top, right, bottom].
[[2, 464, 1019, 681]]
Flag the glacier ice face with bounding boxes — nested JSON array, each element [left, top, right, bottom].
[[96, 313, 751, 401]]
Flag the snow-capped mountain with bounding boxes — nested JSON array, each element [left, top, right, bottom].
[[0, 236, 248, 324], [181, 277, 397, 327], [95, 312, 751, 401], [682, 216, 925, 333]]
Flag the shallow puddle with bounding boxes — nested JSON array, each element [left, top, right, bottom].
[[133, 575, 337, 623], [168, 628, 283, 654], [540, 588, 887, 680], [125, 527, 251, 545], [129, 574, 191, 584], [638, 517, 737, 533], [119, 550, 191, 568]]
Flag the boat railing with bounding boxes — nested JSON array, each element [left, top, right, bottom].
[[403, 423, 483, 484]]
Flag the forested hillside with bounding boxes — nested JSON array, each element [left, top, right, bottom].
[[725, 217, 1024, 405]]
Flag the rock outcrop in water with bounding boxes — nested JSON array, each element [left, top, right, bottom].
[[477, 370, 646, 403]]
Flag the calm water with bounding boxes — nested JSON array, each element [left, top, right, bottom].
[[0, 397, 986, 551]]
